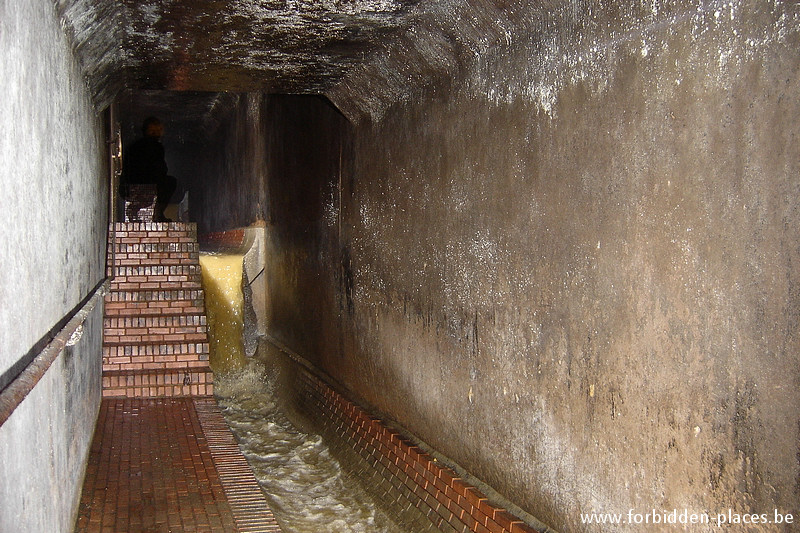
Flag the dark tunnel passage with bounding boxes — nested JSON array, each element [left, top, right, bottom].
[[2, 1, 800, 532]]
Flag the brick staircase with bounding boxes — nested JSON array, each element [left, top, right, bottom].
[[102, 222, 213, 397]]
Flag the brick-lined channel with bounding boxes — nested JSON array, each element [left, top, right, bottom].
[[200, 230, 543, 533], [198, 247, 408, 532], [213, 345, 543, 533], [213, 357, 407, 533]]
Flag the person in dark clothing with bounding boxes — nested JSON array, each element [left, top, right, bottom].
[[122, 116, 177, 222]]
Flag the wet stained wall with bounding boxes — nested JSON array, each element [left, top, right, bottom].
[[0, 0, 108, 530], [332, 2, 800, 531], [192, 2, 800, 532], [258, 96, 349, 364], [189, 93, 270, 232], [195, 94, 348, 364]]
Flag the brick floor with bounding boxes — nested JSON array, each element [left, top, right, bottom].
[[75, 398, 281, 532]]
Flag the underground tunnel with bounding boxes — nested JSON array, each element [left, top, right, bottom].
[[1, 1, 799, 532]]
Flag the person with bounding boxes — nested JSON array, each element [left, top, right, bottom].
[[122, 116, 177, 222]]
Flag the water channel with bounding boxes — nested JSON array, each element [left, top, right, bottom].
[[199, 252, 408, 533]]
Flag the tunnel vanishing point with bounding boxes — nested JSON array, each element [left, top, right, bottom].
[[1, 1, 799, 532]]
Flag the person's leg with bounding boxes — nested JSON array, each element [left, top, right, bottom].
[[153, 176, 177, 222]]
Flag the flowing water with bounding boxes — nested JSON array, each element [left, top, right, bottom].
[[198, 253, 247, 373], [200, 252, 407, 533], [214, 361, 407, 533]]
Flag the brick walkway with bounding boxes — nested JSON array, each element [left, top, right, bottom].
[[74, 221, 282, 531], [74, 398, 282, 532]]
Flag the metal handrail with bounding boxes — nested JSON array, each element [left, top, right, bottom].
[[0, 279, 109, 428]]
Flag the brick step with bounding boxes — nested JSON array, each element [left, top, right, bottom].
[[103, 343, 209, 368], [103, 357, 211, 372], [110, 275, 202, 287], [104, 298, 205, 314], [110, 222, 197, 234], [110, 236, 198, 247], [103, 361, 211, 376], [103, 341, 209, 357], [102, 368, 213, 398], [110, 264, 201, 276], [105, 288, 205, 303], [108, 237, 198, 248], [104, 305, 206, 318], [110, 273, 201, 284], [103, 328, 208, 347], [103, 318, 208, 337], [111, 241, 199, 252], [106, 242, 200, 255], [104, 328, 207, 345], [109, 229, 197, 242], [107, 279, 203, 293], [107, 254, 199, 268], [104, 314, 207, 329], [110, 241, 199, 253], [110, 254, 199, 267]]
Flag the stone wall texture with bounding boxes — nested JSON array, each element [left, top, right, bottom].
[[0, 0, 108, 530], [192, 2, 799, 531], [337, 3, 800, 531]]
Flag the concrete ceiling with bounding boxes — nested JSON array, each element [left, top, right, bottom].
[[120, 0, 421, 94], [56, 0, 529, 125], [57, 0, 418, 95]]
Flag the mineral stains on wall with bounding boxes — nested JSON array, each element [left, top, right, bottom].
[[327, 2, 800, 531], [163, 2, 798, 532]]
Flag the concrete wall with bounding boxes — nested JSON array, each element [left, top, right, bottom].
[[190, 93, 270, 234], [328, 2, 800, 531], [259, 96, 348, 362], [192, 94, 348, 362], [192, 3, 799, 530], [0, 0, 108, 530]]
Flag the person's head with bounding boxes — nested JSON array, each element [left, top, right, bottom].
[[142, 116, 164, 139]]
